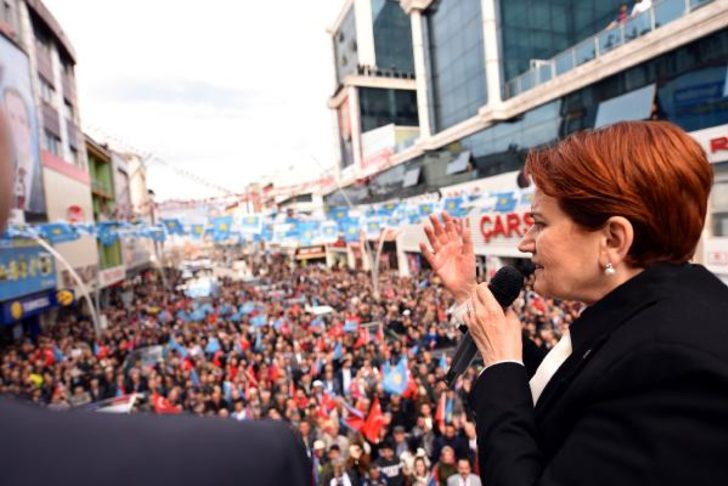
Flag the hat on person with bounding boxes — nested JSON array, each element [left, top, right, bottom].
[[313, 380, 324, 388], [313, 440, 326, 450], [393, 425, 406, 434]]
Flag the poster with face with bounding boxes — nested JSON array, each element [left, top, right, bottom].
[[0, 34, 45, 219]]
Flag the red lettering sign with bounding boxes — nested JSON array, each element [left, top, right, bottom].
[[480, 212, 533, 244], [710, 137, 728, 154]]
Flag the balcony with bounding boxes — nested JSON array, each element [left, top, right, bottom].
[[504, 0, 715, 99], [91, 180, 113, 199]]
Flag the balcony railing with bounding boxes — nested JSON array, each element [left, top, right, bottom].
[[504, 0, 715, 99]]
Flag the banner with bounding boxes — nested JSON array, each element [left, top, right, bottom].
[[0, 239, 56, 302]]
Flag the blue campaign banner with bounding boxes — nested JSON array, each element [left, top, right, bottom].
[[0, 239, 57, 302], [0, 288, 74, 325]]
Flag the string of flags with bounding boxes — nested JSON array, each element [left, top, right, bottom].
[[1, 189, 532, 247]]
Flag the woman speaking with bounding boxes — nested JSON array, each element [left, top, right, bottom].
[[421, 121, 728, 485]]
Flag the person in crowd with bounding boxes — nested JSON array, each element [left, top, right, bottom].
[[446, 459, 481, 486], [422, 121, 728, 485]]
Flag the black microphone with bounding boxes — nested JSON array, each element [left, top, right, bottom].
[[445, 266, 524, 388]]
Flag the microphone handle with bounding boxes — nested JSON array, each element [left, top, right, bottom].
[[445, 330, 478, 388]]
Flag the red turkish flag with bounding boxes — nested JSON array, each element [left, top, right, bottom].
[[361, 396, 386, 444]]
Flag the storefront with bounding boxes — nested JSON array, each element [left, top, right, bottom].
[[0, 239, 72, 341], [294, 245, 327, 266]]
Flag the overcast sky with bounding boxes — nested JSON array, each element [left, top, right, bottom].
[[44, 0, 346, 201]]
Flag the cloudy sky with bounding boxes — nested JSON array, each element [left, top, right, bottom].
[[44, 0, 346, 201]]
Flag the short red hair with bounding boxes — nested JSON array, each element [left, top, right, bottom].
[[525, 121, 713, 267]]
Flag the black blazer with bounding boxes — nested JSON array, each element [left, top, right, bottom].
[[470, 263, 728, 485], [0, 399, 311, 485]]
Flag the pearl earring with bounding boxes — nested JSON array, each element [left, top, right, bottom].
[[604, 262, 616, 276]]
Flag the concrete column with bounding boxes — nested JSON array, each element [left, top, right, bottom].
[[481, 0, 503, 107], [410, 10, 432, 140], [349, 86, 363, 176], [355, 0, 377, 67]]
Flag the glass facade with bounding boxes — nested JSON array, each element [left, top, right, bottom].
[[359, 88, 419, 133], [372, 0, 414, 74], [326, 30, 728, 208], [425, 0, 486, 133], [334, 7, 359, 86], [500, 0, 626, 82]]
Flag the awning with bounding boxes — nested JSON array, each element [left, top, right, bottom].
[[402, 167, 421, 188], [595, 83, 656, 128], [446, 151, 471, 175]]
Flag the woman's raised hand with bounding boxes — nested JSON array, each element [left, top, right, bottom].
[[419, 212, 476, 304]]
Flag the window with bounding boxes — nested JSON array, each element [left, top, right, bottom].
[[446, 151, 471, 175], [43, 130, 61, 157], [40, 78, 55, 106], [334, 7, 359, 85], [359, 88, 418, 132], [426, 0, 487, 132], [63, 101, 73, 121], [371, 0, 414, 74]]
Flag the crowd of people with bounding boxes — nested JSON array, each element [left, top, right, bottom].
[[0, 251, 580, 485]]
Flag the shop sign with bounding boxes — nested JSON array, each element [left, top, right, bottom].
[[689, 125, 728, 164], [478, 212, 534, 244], [0, 288, 74, 325], [99, 265, 126, 288], [295, 245, 326, 260], [0, 239, 57, 302]]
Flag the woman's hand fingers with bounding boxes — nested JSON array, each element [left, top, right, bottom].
[[423, 225, 441, 254]]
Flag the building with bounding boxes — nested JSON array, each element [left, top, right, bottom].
[[86, 135, 126, 296], [328, 0, 421, 184], [325, 0, 728, 281], [0, 0, 94, 336]]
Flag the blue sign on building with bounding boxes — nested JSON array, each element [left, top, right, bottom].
[[0, 239, 57, 302], [0, 288, 74, 325]]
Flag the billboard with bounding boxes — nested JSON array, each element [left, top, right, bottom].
[[0, 239, 57, 302], [0, 34, 46, 220]]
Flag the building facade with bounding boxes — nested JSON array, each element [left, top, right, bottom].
[[0, 0, 98, 336], [326, 0, 728, 281]]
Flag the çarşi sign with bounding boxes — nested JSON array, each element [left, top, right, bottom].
[[689, 124, 728, 164]]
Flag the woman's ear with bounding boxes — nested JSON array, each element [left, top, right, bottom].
[[601, 216, 635, 267]]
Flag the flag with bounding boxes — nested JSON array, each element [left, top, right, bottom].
[[319, 220, 339, 244], [152, 392, 182, 415], [241, 301, 256, 314], [341, 218, 361, 243], [443, 197, 470, 217], [250, 314, 268, 328], [382, 358, 409, 396], [205, 337, 221, 355], [520, 190, 534, 206], [240, 214, 263, 234], [364, 217, 382, 239], [341, 400, 366, 431], [210, 216, 233, 241], [333, 342, 343, 360], [361, 396, 386, 443], [190, 368, 201, 387], [39, 222, 78, 244], [377, 201, 399, 216], [161, 218, 185, 236], [494, 192, 518, 212], [52, 344, 65, 363], [418, 202, 436, 217], [343, 318, 359, 333], [439, 353, 448, 371], [93, 394, 138, 414], [141, 225, 166, 242], [190, 224, 205, 239], [328, 206, 350, 222], [96, 221, 121, 246]]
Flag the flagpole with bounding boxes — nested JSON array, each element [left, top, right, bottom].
[[29, 234, 103, 339]]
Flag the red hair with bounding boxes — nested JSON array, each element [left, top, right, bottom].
[[525, 121, 713, 267]]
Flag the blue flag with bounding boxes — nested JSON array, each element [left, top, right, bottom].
[[418, 202, 436, 217], [190, 224, 205, 239], [494, 192, 518, 212], [39, 222, 78, 244], [205, 337, 221, 355], [328, 206, 350, 222], [161, 218, 185, 236], [341, 218, 361, 243], [250, 314, 268, 328], [210, 216, 233, 241], [240, 214, 263, 234], [382, 357, 409, 395]]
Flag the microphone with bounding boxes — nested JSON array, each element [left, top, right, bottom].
[[445, 266, 524, 388]]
